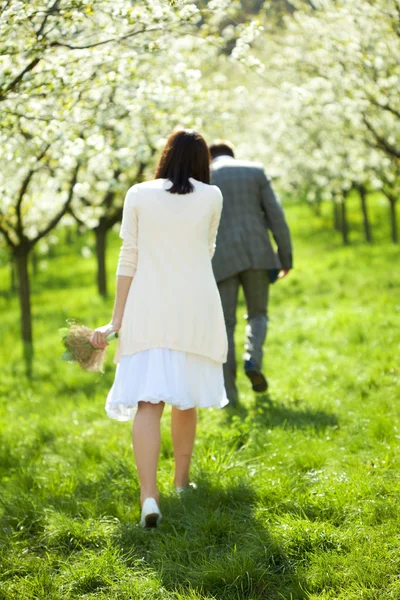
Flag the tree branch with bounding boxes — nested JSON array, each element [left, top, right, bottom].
[[15, 142, 53, 239], [48, 25, 162, 50], [66, 206, 86, 228], [382, 186, 397, 204], [0, 0, 11, 18], [104, 169, 121, 209], [78, 197, 92, 208], [30, 162, 80, 249], [105, 207, 123, 229], [363, 115, 400, 159], [0, 18, 163, 101], [102, 189, 115, 212], [3, 108, 57, 123], [102, 160, 150, 229], [368, 97, 400, 120], [16, 170, 36, 240], [0, 218, 16, 249], [0, 57, 41, 101], [36, 0, 60, 38], [135, 160, 147, 183]]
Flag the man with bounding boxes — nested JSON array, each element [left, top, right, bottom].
[[210, 140, 293, 406]]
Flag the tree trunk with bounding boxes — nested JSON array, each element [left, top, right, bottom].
[[65, 227, 74, 245], [359, 186, 373, 243], [333, 201, 341, 231], [314, 191, 322, 216], [95, 225, 108, 298], [76, 220, 84, 236], [31, 248, 38, 275], [310, 199, 322, 216], [15, 246, 33, 377], [10, 254, 17, 293], [389, 197, 398, 243], [340, 195, 349, 245]]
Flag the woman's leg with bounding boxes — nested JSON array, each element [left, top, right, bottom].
[[132, 401, 165, 505], [171, 407, 197, 489]]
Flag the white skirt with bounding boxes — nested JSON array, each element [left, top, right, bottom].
[[106, 348, 229, 421]]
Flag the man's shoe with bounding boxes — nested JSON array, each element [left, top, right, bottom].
[[244, 360, 268, 393], [140, 498, 162, 528]]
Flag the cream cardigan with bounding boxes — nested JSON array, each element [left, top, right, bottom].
[[114, 178, 228, 364]]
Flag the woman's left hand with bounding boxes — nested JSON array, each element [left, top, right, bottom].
[[90, 323, 119, 350]]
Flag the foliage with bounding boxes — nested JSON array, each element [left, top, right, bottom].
[[227, 1, 400, 198], [0, 0, 250, 347], [0, 0, 241, 244]]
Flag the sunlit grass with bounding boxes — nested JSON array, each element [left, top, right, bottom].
[[0, 199, 399, 599]]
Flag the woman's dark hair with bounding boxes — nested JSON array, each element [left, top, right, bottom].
[[155, 129, 211, 194]]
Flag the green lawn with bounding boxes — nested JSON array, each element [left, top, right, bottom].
[[0, 198, 399, 599]]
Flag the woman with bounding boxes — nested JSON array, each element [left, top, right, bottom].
[[90, 129, 228, 528]]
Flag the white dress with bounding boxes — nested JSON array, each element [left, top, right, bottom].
[[106, 348, 228, 421], [105, 179, 229, 421]]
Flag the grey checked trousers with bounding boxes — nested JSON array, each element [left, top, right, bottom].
[[218, 269, 269, 405]]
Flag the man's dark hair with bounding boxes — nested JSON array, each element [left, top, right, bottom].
[[156, 129, 211, 194], [209, 140, 235, 159]]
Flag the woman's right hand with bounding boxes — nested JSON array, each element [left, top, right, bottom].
[[90, 322, 120, 350]]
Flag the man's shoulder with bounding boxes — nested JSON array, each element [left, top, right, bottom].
[[233, 159, 264, 171], [212, 158, 265, 175]]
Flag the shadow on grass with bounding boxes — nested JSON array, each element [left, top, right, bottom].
[[225, 393, 338, 432], [115, 480, 308, 600], [0, 475, 308, 598]]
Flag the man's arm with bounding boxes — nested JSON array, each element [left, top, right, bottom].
[[259, 169, 293, 270]]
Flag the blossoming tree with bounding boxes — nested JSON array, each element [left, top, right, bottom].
[[0, 0, 247, 369], [229, 0, 399, 243]]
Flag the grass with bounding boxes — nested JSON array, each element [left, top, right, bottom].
[[0, 196, 399, 599]]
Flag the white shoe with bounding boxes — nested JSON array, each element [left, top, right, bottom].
[[140, 498, 162, 528], [176, 482, 197, 494]]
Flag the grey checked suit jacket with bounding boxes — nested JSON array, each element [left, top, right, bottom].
[[211, 156, 293, 283]]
